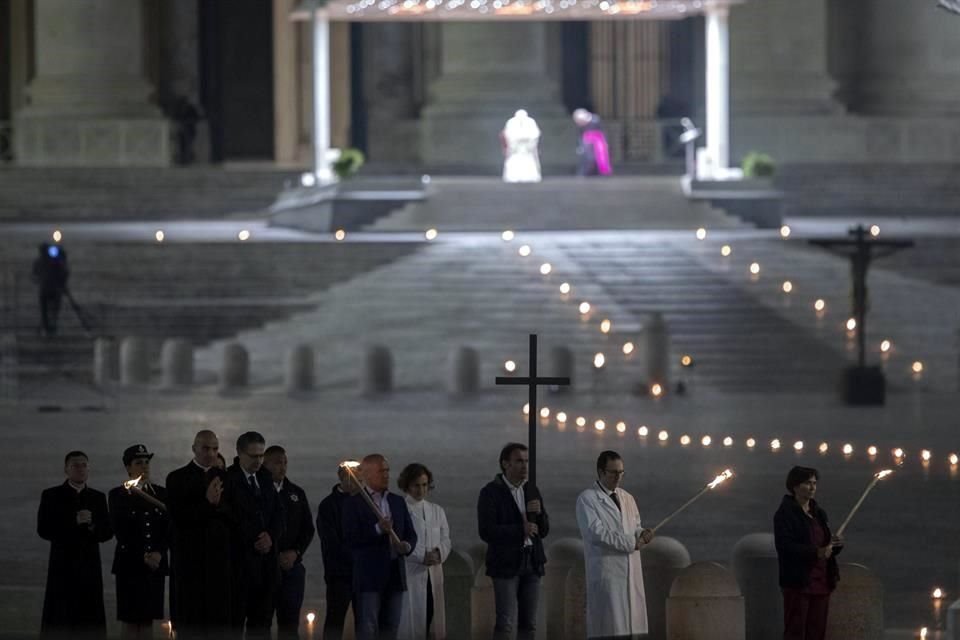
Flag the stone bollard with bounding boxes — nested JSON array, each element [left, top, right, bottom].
[[472, 563, 495, 640], [120, 337, 150, 386], [285, 344, 315, 393], [443, 549, 474, 640], [545, 538, 585, 640], [825, 563, 883, 640], [93, 337, 118, 387], [362, 345, 393, 395], [220, 343, 249, 390], [564, 561, 587, 640], [549, 346, 575, 392], [732, 533, 781, 640], [642, 536, 692, 640], [947, 599, 960, 640], [161, 339, 194, 388], [466, 543, 486, 578], [448, 346, 480, 395], [646, 312, 671, 388], [667, 562, 745, 640]]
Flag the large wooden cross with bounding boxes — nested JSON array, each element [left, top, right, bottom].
[[495, 334, 570, 486], [809, 225, 913, 368]]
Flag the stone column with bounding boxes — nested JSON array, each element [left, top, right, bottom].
[[274, 0, 301, 165], [704, 5, 731, 175], [420, 23, 574, 170], [15, 0, 170, 166], [856, 0, 960, 116], [730, 0, 839, 115]]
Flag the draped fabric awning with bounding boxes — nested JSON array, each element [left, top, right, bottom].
[[295, 0, 744, 22]]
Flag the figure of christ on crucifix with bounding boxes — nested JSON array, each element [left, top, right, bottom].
[[495, 334, 571, 486]]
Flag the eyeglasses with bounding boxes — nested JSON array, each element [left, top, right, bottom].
[[603, 469, 626, 476]]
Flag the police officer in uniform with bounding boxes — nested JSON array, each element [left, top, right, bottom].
[[108, 445, 170, 640]]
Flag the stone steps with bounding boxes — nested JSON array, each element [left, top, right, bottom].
[[777, 164, 960, 218], [0, 241, 422, 379], [192, 229, 960, 395], [366, 176, 746, 231], [0, 167, 299, 220]]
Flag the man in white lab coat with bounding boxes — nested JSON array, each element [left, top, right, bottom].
[[575, 450, 654, 639]]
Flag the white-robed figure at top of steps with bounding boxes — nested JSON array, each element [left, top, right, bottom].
[[500, 109, 542, 183], [398, 464, 452, 640], [575, 450, 654, 639]]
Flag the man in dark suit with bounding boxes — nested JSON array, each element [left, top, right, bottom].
[[342, 454, 417, 640], [224, 431, 283, 639], [478, 442, 550, 640], [317, 464, 361, 640], [263, 445, 315, 639], [166, 430, 233, 638], [37, 450, 113, 639]]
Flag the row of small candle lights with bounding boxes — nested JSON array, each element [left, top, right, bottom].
[[517, 402, 960, 469], [501, 225, 926, 381], [48, 226, 442, 244]]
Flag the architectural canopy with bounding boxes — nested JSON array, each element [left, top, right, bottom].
[[292, 0, 743, 182], [296, 0, 744, 22]]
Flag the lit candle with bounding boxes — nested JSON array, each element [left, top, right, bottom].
[[339, 461, 406, 549], [835, 469, 893, 537], [122, 476, 168, 511], [651, 469, 734, 533]]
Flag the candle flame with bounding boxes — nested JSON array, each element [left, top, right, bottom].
[[123, 475, 143, 490], [707, 469, 734, 489], [875, 469, 893, 479]]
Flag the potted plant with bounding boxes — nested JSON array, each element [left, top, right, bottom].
[[741, 151, 776, 178], [332, 148, 365, 180]]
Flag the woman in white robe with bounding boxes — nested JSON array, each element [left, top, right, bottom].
[[575, 451, 652, 639], [398, 463, 452, 640]]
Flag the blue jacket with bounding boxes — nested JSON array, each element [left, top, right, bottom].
[[342, 490, 417, 593]]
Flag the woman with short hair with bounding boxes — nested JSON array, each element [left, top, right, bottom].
[[774, 466, 843, 640], [397, 463, 451, 640]]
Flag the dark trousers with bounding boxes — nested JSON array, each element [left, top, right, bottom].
[[233, 559, 278, 640], [355, 589, 403, 640], [782, 589, 830, 640], [492, 565, 540, 640], [323, 577, 354, 640], [40, 292, 62, 335], [275, 563, 306, 638]]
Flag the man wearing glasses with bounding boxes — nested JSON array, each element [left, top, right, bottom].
[[575, 450, 654, 639]]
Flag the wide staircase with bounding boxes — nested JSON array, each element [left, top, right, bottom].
[[777, 163, 960, 218], [0, 240, 421, 385], [366, 176, 745, 231], [0, 167, 299, 221]]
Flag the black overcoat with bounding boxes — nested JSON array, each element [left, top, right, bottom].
[[773, 495, 842, 591], [166, 462, 234, 633], [37, 481, 113, 635]]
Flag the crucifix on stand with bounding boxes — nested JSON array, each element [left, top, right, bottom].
[[495, 334, 570, 486], [809, 225, 913, 405]]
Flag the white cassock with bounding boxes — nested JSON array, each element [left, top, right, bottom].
[[575, 483, 648, 638], [501, 109, 542, 183], [399, 496, 452, 640]]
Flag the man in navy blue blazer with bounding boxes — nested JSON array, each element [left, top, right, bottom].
[[342, 454, 417, 640]]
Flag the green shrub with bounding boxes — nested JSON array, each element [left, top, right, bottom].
[[742, 151, 776, 178], [332, 148, 365, 179]]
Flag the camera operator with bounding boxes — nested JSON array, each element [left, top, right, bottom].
[[31, 242, 70, 336]]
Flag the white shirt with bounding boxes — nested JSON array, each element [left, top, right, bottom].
[[502, 474, 532, 546]]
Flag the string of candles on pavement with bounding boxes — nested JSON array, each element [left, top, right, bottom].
[[515, 402, 959, 471], [497, 226, 928, 384]]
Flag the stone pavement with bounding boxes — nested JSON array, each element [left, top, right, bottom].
[[2, 218, 960, 637], [1, 388, 958, 636]]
